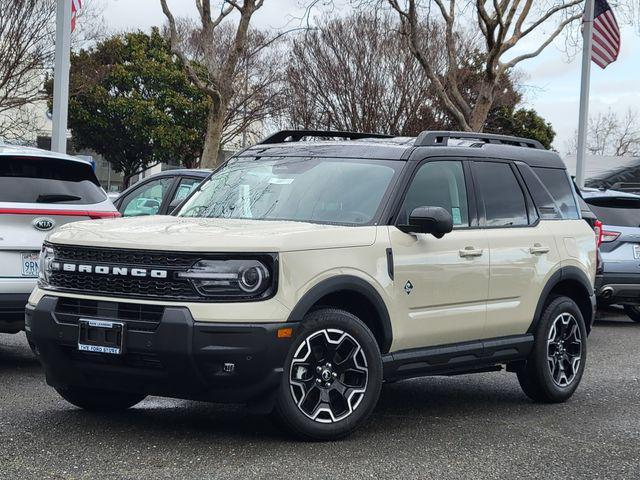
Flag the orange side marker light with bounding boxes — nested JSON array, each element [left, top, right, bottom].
[[277, 327, 293, 339]]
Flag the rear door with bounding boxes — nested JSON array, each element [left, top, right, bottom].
[[0, 155, 114, 281], [473, 160, 561, 338], [584, 196, 640, 274]]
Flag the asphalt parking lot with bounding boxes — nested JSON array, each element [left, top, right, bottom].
[[1, 308, 639, 480]]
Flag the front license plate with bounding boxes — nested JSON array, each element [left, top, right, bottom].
[[21, 252, 39, 277], [78, 319, 125, 355], [634, 244, 640, 260]]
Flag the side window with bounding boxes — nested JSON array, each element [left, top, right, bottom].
[[475, 162, 528, 227], [532, 167, 580, 219], [171, 177, 202, 205], [516, 164, 562, 220], [399, 161, 469, 227], [120, 177, 173, 217]]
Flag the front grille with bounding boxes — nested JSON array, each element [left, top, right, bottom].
[[48, 245, 201, 301], [51, 245, 198, 267], [56, 297, 165, 332], [49, 271, 196, 300], [66, 346, 164, 370]]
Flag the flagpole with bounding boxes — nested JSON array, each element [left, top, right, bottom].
[[51, 0, 72, 154], [575, 0, 595, 188]]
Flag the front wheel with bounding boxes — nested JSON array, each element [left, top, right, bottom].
[[55, 386, 146, 412], [274, 308, 383, 441], [623, 305, 640, 323], [517, 296, 587, 403]]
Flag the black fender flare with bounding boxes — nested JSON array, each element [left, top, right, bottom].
[[287, 275, 393, 353], [528, 266, 595, 334]]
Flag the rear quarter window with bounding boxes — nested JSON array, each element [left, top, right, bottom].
[[0, 156, 106, 204], [532, 167, 579, 220]]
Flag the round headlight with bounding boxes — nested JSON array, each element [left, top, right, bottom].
[[238, 264, 269, 293]]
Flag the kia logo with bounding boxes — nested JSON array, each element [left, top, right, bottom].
[[33, 217, 55, 231]]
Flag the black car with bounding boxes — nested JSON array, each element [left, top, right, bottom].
[[112, 169, 210, 217]]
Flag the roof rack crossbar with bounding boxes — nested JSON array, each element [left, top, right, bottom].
[[259, 129, 393, 145], [414, 130, 544, 150]]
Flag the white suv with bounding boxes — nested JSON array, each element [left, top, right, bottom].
[[0, 145, 118, 334], [27, 131, 596, 440]]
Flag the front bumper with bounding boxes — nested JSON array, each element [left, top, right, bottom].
[[595, 273, 640, 305], [0, 292, 30, 333], [26, 296, 298, 404]]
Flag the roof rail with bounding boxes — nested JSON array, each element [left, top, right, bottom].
[[414, 130, 544, 150], [259, 129, 393, 145]]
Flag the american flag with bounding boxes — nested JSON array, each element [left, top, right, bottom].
[[71, 0, 82, 33], [590, 0, 621, 69]]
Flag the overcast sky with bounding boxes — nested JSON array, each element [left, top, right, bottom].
[[100, 0, 640, 153]]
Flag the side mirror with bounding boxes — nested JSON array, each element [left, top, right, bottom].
[[399, 206, 453, 238]]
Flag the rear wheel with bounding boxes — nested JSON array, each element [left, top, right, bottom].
[[518, 296, 587, 403], [623, 305, 640, 323], [274, 308, 383, 441], [55, 386, 146, 412]]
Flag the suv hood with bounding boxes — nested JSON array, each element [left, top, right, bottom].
[[47, 216, 378, 252]]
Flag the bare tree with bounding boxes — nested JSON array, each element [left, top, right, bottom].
[[282, 11, 532, 138], [567, 109, 640, 156], [0, 0, 55, 142], [283, 12, 438, 135], [0, 0, 105, 143], [161, 0, 266, 168], [613, 110, 640, 156], [380, 0, 588, 132], [169, 20, 285, 151]]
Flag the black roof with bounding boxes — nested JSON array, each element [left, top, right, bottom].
[[239, 130, 566, 169]]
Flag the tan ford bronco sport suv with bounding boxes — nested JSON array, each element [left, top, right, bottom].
[[27, 130, 597, 440]]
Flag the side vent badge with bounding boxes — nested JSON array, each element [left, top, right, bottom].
[[404, 280, 413, 295]]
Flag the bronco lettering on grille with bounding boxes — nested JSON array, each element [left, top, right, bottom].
[[51, 262, 168, 279]]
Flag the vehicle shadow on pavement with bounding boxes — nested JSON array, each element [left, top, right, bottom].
[[38, 403, 287, 441], [0, 339, 39, 372], [594, 319, 638, 328], [28, 374, 533, 444]]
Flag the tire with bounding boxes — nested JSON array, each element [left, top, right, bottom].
[[274, 308, 383, 441], [55, 386, 146, 412], [517, 296, 587, 403], [27, 339, 40, 355], [623, 305, 640, 323]]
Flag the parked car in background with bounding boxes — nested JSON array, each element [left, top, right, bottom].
[[112, 169, 210, 217], [0, 145, 118, 334], [583, 189, 640, 323]]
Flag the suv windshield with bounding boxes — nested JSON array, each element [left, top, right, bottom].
[[178, 156, 400, 225], [0, 156, 106, 204]]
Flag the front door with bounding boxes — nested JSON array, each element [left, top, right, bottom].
[[390, 160, 489, 351]]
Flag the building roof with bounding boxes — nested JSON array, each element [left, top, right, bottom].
[[563, 154, 640, 187]]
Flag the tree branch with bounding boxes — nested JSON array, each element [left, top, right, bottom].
[[160, 0, 220, 100], [499, 12, 582, 72]]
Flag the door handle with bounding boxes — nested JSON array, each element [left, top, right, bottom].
[[530, 243, 550, 255], [459, 246, 484, 258]]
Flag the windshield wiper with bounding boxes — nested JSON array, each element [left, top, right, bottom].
[[36, 194, 82, 203]]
